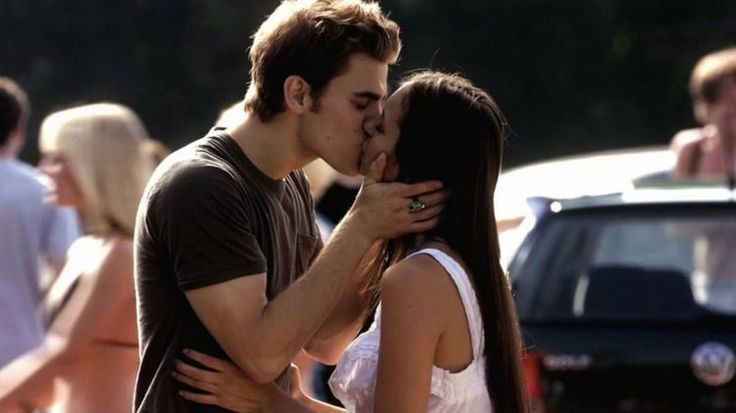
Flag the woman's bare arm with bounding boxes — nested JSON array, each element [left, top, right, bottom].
[[0, 238, 134, 409], [373, 257, 446, 413]]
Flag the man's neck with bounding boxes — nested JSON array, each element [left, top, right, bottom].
[[0, 132, 22, 159], [227, 112, 315, 180]]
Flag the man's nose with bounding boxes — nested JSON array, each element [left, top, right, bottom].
[[363, 113, 382, 138]]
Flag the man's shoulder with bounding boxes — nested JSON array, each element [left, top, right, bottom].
[[0, 159, 46, 201], [287, 168, 312, 196], [671, 128, 706, 151], [150, 140, 239, 195], [1, 159, 43, 184]]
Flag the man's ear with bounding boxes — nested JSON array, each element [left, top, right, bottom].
[[283, 75, 313, 114]]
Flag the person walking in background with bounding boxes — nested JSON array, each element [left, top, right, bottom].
[[172, 71, 531, 413], [0, 77, 80, 369], [0, 103, 167, 413], [671, 47, 736, 183], [133, 1, 448, 412], [668, 48, 736, 314]]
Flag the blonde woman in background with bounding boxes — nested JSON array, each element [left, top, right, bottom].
[[0, 103, 167, 413]]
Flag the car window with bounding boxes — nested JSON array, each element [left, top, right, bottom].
[[511, 207, 736, 322]]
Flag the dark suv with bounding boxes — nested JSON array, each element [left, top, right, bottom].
[[509, 187, 736, 412]]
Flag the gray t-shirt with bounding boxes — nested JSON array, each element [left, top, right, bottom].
[[134, 130, 323, 412], [0, 159, 80, 367]]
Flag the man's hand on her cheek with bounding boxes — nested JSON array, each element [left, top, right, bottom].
[[349, 153, 447, 240], [363, 152, 387, 185], [363, 151, 397, 183]]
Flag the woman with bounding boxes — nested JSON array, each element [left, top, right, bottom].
[[171, 71, 529, 412], [0, 103, 166, 413]]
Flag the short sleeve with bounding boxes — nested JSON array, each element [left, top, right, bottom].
[[152, 164, 267, 290], [41, 206, 80, 261]]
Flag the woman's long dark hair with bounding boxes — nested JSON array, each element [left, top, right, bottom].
[[360, 71, 529, 413]]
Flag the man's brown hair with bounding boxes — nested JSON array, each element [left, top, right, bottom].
[[689, 47, 736, 124], [0, 77, 30, 146], [244, 0, 401, 122]]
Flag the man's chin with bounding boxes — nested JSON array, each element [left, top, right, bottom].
[[332, 162, 362, 178]]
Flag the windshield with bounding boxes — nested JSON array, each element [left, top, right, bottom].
[[510, 206, 736, 322]]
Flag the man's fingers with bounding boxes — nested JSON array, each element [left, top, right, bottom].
[[409, 204, 444, 223], [398, 180, 444, 198], [409, 216, 442, 233], [363, 153, 387, 186], [414, 189, 450, 208]]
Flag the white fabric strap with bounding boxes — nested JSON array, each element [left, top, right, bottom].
[[406, 248, 485, 360]]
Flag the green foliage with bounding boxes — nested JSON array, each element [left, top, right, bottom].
[[1, 0, 735, 166]]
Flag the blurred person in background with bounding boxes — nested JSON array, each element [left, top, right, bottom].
[[669, 47, 736, 314], [671, 47, 736, 182], [0, 103, 167, 413], [0, 77, 80, 370], [172, 71, 530, 413]]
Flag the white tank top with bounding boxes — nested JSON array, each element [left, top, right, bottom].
[[329, 248, 493, 413]]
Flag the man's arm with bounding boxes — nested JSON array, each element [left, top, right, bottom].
[[186, 154, 444, 382], [302, 241, 380, 364], [186, 216, 372, 383]]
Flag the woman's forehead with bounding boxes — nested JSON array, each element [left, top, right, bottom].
[[384, 85, 410, 118]]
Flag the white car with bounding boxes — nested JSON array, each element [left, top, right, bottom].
[[495, 146, 674, 266]]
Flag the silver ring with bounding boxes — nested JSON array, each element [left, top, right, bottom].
[[408, 198, 427, 214]]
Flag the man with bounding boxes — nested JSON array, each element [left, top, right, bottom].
[[671, 47, 736, 181], [133, 1, 446, 411], [0, 76, 80, 368], [669, 48, 736, 314]]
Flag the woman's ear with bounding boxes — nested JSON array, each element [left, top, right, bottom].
[[283, 75, 313, 114]]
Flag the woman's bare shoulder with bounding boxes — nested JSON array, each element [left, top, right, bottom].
[[97, 237, 133, 273], [381, 249, 458, 318], [105, 236, 134, 256], [69, 236, 133, 280]]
